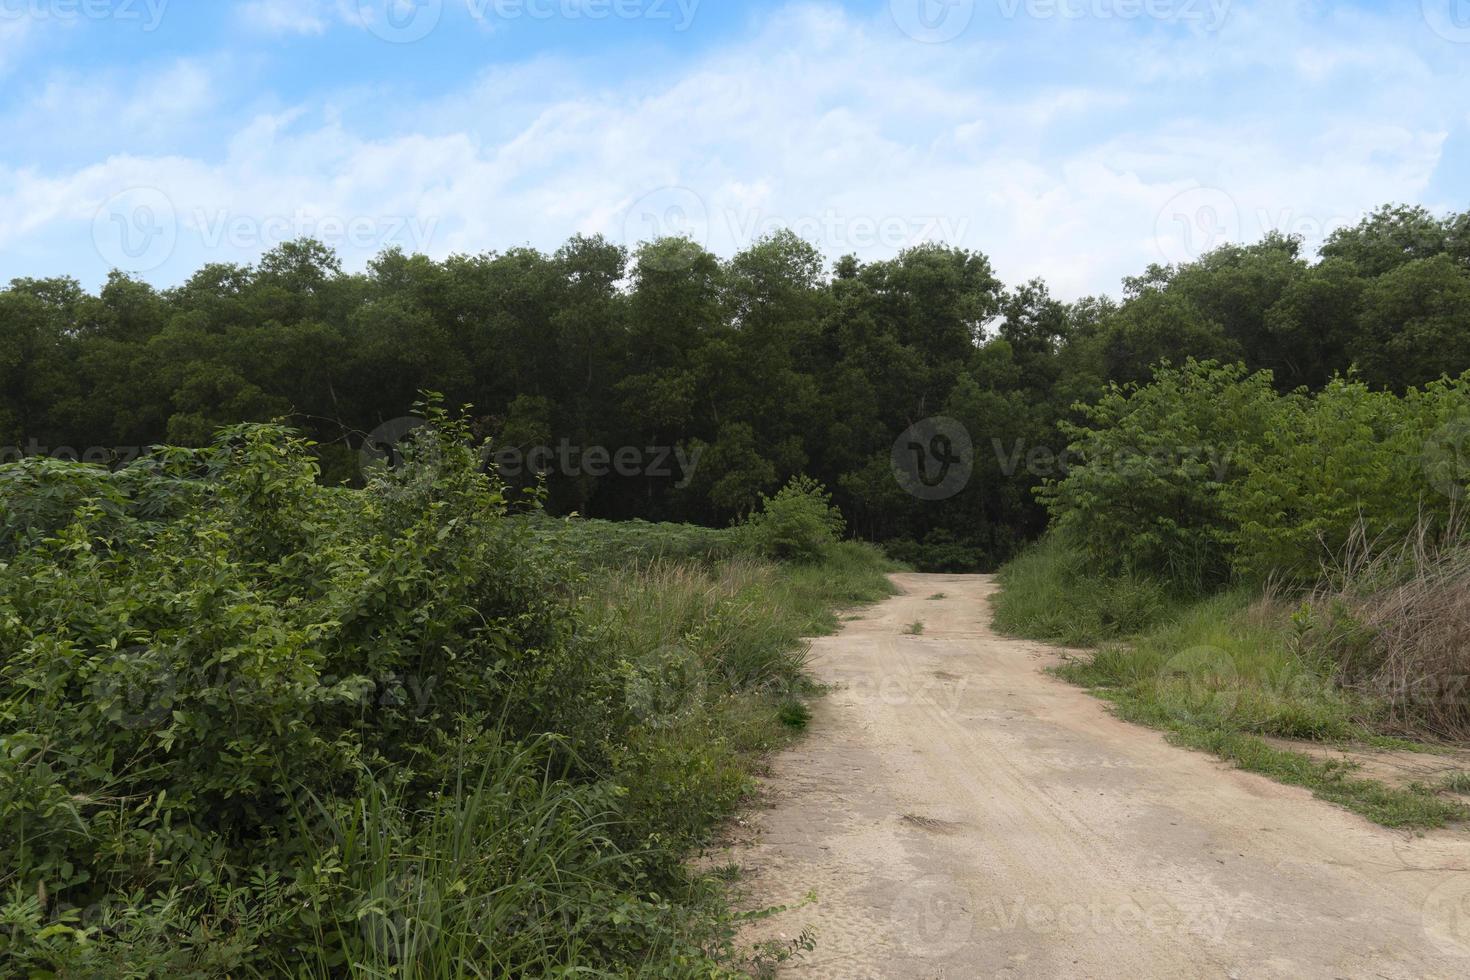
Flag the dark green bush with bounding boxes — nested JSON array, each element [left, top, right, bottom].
[[0, 405, 698, 974], [0, 403, 895, 974], [1040, 360, 1287, 590], [736, 475, 845, 562], [881, 527, 989, 572]]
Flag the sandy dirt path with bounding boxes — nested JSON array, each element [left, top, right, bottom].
[[728, 573, 1470, 978]]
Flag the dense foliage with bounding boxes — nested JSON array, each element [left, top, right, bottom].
[[734, 476, 846, 563], [1039, 360, 1470, 589], [996, 358, 1470, 817], [0, 405, 892, 975], [994, 214, 1470, 780], [7, 203, 1466, 569]]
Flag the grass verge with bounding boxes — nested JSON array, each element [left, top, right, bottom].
[[991, 534, 1194, 646], [579, 539, 895, 853], [996, 537, 1469, 829]]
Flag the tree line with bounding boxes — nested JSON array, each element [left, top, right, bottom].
[[3, 203, 1468, 568]]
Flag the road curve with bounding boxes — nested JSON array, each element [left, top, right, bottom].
[[730, 573, 1470, 979]]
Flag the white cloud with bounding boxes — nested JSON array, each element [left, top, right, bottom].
[[0, 58, 217, 164], [236, 0, 333, 35], [3, 1, 1467, 297]]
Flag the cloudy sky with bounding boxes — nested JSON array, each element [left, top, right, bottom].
[[1, 0, 1467, 299]]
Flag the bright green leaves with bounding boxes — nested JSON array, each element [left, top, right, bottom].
[[737, 475, 846, 563], [1042, 360, 1470, 588]]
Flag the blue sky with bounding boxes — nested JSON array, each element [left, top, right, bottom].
[[1, 0, 1467, 298]]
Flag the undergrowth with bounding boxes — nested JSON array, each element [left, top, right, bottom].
[[997, 534, 1470, 829], [0, 405, 894, 976], [991, 533, 1191, 646]]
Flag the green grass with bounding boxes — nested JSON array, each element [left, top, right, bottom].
[[992, 534, 1193, 646], [904, 621, 925, 635], [778, 700, 814, 730], [284, 735, 652, 977], [768, 541, 901, 635], [995, 537, 1469, 829], [292, 533, 896, 977], [1441, 772, 1470, 794], [524, 512, 737, 568], [1361, 733, 1451, 753], [1055, 589, 1361, 742], [578, 538, 894, 846]]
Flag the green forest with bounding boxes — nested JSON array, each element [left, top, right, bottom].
[[7, 203, 1466, 570], [6, 200, 1470, 974]]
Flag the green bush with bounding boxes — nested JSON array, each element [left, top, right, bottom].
[[1040, 360, 1288, 590], [1223, 375, 1470, 581], [1041, 359, 1470, 589], [736, 476, 845, 562], [0, 404, 649, 972], [0, 404, 895, 974]]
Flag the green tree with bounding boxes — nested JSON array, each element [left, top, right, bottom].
[[1353, 255, 1470, 389]]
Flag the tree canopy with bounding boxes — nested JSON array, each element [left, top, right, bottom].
[[6, 205, 1469, 569]]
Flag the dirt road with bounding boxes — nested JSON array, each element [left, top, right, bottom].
[[729, 574, 1470, 978]]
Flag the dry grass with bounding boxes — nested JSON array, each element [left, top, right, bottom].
[[1306, 516, 1470, 740]]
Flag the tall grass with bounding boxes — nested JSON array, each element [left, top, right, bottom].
[[583, 541, 895, 848], [284, 735, 643, 978], [1057, 590, 1359, 742], [1305, 517, 1470, 740], [526, 513, 737, 569], [270, 540, 895, 978], [991, 534, 1187, 645]]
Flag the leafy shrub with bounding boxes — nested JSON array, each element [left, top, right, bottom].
[[1040, 360, 1288, 590], [1223, 375, 1470, 581], [1042, 359, 1470, 589], [0, 456, 115, 554], [0, 403, 895, 974], [736, 476, 845, 562], [0, 403, 645, 972]]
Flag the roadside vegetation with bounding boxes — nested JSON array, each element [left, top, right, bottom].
[[0, 404, 891, 976], [993, 360, 1470, 827], [5, 197, 1470, 960]]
